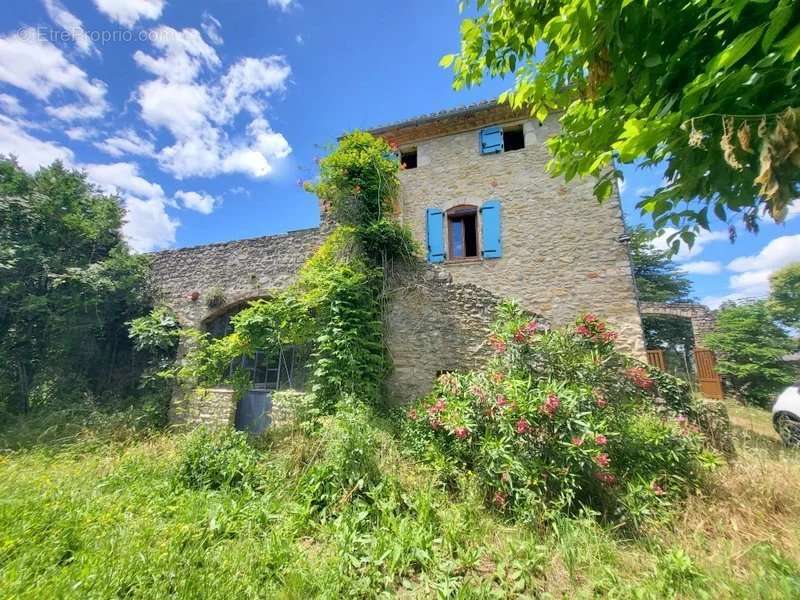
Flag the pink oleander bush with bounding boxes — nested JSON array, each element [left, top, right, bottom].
[[403, 301, 716, 528]]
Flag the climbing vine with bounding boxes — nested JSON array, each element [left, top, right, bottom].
[[180, 132, 418, 412]]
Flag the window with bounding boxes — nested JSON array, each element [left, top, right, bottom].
[[502, 125, 525, 151], [447, 205, 478, 259], [479, 124, 526, 154], [400, 147, 417, 169]]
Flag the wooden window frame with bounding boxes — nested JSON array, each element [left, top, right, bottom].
[[446, 204, 479, 261]]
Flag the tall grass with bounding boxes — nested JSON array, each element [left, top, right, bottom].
[[1, 405, 799, 598]]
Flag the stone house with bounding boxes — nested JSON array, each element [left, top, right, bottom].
[[151, 100, 645, 430]]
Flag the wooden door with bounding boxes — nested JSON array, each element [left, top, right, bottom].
[[646, 349, 666, 371], [694, 348, 724, 400]]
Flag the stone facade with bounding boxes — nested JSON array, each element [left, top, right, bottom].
[[639, 301, 716, 346], [169, 387, 237, 428], [150, 227, 324, 328], [373, 105, 646, 358], [384, 263, 503, 403]]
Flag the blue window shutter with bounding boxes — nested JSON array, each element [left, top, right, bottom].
[[426, 208, 445, 263], [479, 126, 503, 154], [480, 200, 502, 258]]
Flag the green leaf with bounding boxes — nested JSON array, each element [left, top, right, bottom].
[[777, 23, 800, 61], [439, 54, 456, 68], [762, 3, 793, 52], [706, 24, 766, 75]]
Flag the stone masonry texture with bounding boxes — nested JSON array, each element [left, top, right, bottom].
[[382, 110, 646, 357]]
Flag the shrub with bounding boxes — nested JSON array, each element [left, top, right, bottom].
[[403, 302, 713, 527], [175, 427, 263, 491]]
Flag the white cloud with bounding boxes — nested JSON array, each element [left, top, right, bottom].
[[133, 31, 292, 179], [651, 227, 728, 261], [0, 115, 74, 170], [65, 126, 94, 141], [0, 29, 107, 121], [84, 161, 165, 199], [201, 12, 223, 45], [295, 34, 303, 45], [93, 0, 165, 27], [268, 0, 297, 11], [786, 199, 800, 221], [678, 260, 722, 275], [174, 190, 218, 214], [83, 161, 178, 252], [0, 93, 25, 115], [727, 235, 800, 273], [134, 27, 220, 83], [702, 233, 800, 309], [634, 186, 654, 198], [42, 0, 97, 55], [94, 129, 157, 158], [122, 195, 178, 252]]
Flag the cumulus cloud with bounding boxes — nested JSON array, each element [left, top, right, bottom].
[[701, 234, 800, 309], [0, 115, 74, 170], [201, 12, 223, 45], [678, 260, 721, 275], [42, 0, 97, 55], [83, 161, 178, 252], [94, 129, 157, 158], [133, 29, 292, 179], [174, 190, 218, 214], [93, 0, 165, 27], [651, 227, 728, 261], [0, 29, 107, 121], [65, 126, 95, 141]]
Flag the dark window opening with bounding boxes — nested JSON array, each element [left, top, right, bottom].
[[503, 125, 525, 151], [447, 206, 478, 259], [400, 147, 417, 169]]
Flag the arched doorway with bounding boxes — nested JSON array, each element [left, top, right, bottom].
[[639, 302, 724, 399], [203, 301, 308, 433]]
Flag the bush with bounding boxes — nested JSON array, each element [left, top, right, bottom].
[[403, 302, 713, 527], [175, 427, 263, 491]]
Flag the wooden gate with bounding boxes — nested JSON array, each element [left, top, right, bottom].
[[694, 348, 724, 399], [646, 349, 666, 371]]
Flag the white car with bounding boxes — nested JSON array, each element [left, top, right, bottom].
[[773, 383, 800, 447]]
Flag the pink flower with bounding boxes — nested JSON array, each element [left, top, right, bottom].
[[492, 490, 508, 508], [496, 394, 508, 408], [513, 329, 527, 342], [571, 436, 584, 446], [676, 414, 687, 424], [454, 426, 469, 440], [430, 418, 442, 430], [625, 367, 655, 391], [651, 481, 666, 496], [407, 409, 418, 421], [516, 418, 531, 434], [470, 386, 487, 402], [584, 314, 597, 323], [593, 471, 616, 486], [541, 393, 560, 417], [594, 434, 608, 446], [595, 397, 608, 409], [595, 453, 610, 468], [576, 324, 590, 336], [489, 335, 507, 353]]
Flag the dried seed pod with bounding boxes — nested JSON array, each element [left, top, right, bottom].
[[721, 117, 743, 170], [737, 121, 753, 153], [688, 119, 705, 148]]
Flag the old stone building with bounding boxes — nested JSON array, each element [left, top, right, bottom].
[[151, 100, 646, 429]]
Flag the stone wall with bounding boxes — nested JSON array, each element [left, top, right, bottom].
[[169, 387, 237, 428], [383, 115, 646, 358], [384, 263, 502, 404], [639, 302, 716, 346], [149, 227, 324, 328]]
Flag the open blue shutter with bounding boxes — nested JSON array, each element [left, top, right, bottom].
[[480, 200, 502, 258], [479, 126, 503, 154], [426, 208, 445, 263]]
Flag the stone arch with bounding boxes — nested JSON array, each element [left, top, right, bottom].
[[638, 302, 716, 347]]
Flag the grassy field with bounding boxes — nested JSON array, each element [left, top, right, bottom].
[[1, 404, 799, 599]]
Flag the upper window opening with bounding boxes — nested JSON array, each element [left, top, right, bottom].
[[400, 147, 417, 169], [447, 206, 478, 259], [502, 125, 525, 151]]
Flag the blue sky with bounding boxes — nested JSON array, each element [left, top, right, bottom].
[[0, 0, 798, 309]]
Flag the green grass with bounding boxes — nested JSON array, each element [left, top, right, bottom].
[[1, 406, 799, 599]]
